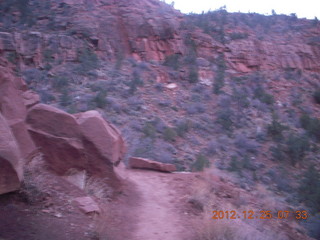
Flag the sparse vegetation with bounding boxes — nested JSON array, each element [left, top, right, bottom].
[[300, 114, 320, 142], [286, 133, 310, 166], [76, 47, 99, 74], [142, 122, 157, 139], [162, 127, 177, 142], [192, 154, 210, 172], [313, 90, 320, 104], [91, 89, 107, 109], [163, 54, 180, 70], [298, 165, 320, 212], [267, 115, 287, 141], [52, 75, 69, 91], [213, 53, 226, 94]]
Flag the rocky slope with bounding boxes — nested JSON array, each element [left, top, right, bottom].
[[0, 0, 320, 239]]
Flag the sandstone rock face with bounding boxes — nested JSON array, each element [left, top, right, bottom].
[[0, 113, 23, 194], [0, 67, 37, 161], [225, 40, 320, 72], [22, 90, 40, 109], [26, 105, 125, 184], [129, 157, 177, 173]]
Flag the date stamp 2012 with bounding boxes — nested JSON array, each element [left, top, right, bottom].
[[212, 210, 308, 220]]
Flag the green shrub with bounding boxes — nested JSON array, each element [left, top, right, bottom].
[[286, 134, 310, 166], [298, 166, 320, 212], [163, 54, 180, 70], [128, 70, 143, 94], [216, 108, 233, 132], [189, 66, 199, 83], [228, 156, 241, 173], [229, 32, 249, 40], [59, 89, 72, 107], [269, 145, 286, 162], [175, 120, 191, 137], [313, 90, 320, 104], [267, 115, 287, 141], [76, 47, 99, 74], [254, 86, 274, 105], [192, 154, 210, 172], [162, 127, 177, 142], [300, 114, 320, 141], [142, 122, 156, 139], [52, 76, 69, 91], [213, 53, 226, 94], [92, 89, 107, 109]]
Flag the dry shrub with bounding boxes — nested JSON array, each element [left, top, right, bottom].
[[191, 169, 289, 240], [194, 210, 288, 240], [20, 154, 49, 204], [84, 177, 113, 199]]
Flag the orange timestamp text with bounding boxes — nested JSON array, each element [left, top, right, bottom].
[[212, 210, 308, 220]]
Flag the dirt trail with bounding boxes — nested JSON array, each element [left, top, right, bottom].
[[115, 165, 193, 240]]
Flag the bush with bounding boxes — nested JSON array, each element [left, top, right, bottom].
[[286, 133, 310, 166], [216, 108, 234, 132], [229, 32, 249, 40], [189, 66, 199, 83], [163, 54, 180, 70], [253, 86, 274, 105], [128, 69, 143, 94], [142, 122, 156, 139], [76, 47, 99, 74], [269, 145, 286, 162], [175, 119, 191, 137], [313, 90, 320, 104], [52, 76, 69, 91], [300, 114, 320, 141], [38, 90, 55, 104], [232, 87, 250, 108], [298, 165, 320, 212], [267, 115, 287, 141], [92, 89, 107, 109], [228, 155, 241, 173], [185, 103, 206, 115], [213, 53, 226, 94], [162, 127, 177, 142], [192, 154, 210, 172], [59, 89, 72, 107]]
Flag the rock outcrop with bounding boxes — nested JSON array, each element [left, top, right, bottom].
[[26, 104, 126, 184], [75, 111, 126, 165], [129, 157, 177, 173], [0, 113, 23, 194], [0, 67, 37, 161], [0, 58, 126, 194]]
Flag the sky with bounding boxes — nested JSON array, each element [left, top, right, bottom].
[[163, 0, 320, 19]]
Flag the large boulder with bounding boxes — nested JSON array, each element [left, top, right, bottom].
[[26, 104, 89, 175], [0, 68, 37, 161], [74, 111, 126, 165], [26, 104, 125, 186], [0, 113, 23, 194], [129, 157, 176, 173]]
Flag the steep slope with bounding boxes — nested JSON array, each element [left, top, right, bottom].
[[0, 0, 320, 239]]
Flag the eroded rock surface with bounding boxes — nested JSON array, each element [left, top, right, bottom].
[[129, 157, 177, 173]]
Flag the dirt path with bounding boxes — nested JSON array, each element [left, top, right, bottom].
[[114, 165, 194, 240]]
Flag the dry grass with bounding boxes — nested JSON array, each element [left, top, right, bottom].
[[190, 168, 289, 240], [194, 210, 288, 240], [84, 177, 113, 199]]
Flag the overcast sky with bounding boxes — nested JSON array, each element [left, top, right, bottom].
[[163, 0, 320, 19]]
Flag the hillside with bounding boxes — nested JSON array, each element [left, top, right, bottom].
[[0, 0, 319, 239]]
